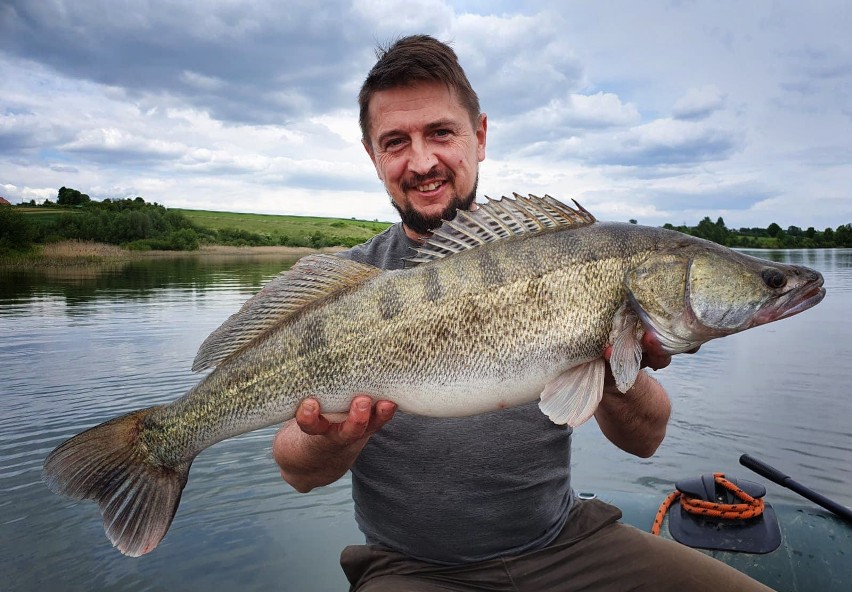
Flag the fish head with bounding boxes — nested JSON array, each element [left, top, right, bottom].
[[625, 241, 826, 354]]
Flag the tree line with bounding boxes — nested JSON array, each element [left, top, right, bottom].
[[1, 188, 367, 255], [2, 187, 851, 255], [659, 216, 852, 249]]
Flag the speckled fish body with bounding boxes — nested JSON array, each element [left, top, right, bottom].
[[43, 195, 825, 557]]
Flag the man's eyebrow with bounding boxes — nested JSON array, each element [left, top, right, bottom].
[[424, 119, 462, 132], [376, 129, 404, 147], [375, 119, 463, 147]]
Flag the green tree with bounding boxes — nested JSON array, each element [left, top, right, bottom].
[[766, 223, 783, 238], [836, 224, 852, 247], [57, 186, 91, 206], [693, 216, 730, 245]]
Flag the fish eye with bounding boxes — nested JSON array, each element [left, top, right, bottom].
[[761, 268, 787, 289]]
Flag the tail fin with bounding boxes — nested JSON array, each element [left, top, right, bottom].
[[42, 406, 192, 557]]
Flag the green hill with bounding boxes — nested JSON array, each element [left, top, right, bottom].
[[173, 208, 391, 248]]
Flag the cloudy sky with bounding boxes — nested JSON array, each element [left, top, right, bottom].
[[1, 0, 850, 229]]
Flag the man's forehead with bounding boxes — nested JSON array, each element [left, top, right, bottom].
[[367, 82, 469, 134]]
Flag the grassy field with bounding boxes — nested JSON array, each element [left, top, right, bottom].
[[17, 206, 391, 247], [173, 208, 391, 245], [16, 207, 72, 226]]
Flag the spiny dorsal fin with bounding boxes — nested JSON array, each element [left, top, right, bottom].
[[191, 254, 381, 372], [405, 194, 595, 266]]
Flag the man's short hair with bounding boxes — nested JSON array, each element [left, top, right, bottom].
[[358, 34, 481, 145]]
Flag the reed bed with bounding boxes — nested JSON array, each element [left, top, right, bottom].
[[0, 240, 132, 269], [0, 240, 334, 270], [41, 240, 130, 260]]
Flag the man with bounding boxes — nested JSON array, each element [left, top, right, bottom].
[[273, 35, 772, 591]]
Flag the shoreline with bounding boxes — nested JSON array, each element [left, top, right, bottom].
[[0, 241, 346, 269], [138, 244, 346, 257]]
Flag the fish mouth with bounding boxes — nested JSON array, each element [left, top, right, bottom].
[[753, 275, 826, 326], [777, 282, 826, 320]]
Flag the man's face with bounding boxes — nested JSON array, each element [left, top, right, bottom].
[[363, 81, 487, 237]]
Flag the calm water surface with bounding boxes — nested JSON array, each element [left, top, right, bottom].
[[2, 249, 850, 591]]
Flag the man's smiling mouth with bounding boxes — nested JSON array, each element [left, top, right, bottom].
[[417, 181, 443, 192]]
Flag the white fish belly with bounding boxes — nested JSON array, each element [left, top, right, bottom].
[[381, 367, 555, 418]]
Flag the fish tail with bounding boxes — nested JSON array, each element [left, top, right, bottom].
[[42, 406, 192, 557]]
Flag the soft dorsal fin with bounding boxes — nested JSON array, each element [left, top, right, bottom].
[[405, 194, 595, 266], [191, 254, 381, 372]]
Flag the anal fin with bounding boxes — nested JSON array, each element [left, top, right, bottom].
[[538, 360, 605, 426]]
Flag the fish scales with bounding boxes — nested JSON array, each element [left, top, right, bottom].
[[42, 195, 826, 557], [144, 222, 655, 464]]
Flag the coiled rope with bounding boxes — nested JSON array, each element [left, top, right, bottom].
[[651, 472, 765, 536]]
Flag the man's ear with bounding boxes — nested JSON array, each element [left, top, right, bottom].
[[476, 113, 487, 162]]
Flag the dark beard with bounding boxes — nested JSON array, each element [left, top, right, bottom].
[[391, 176, 478, 236]]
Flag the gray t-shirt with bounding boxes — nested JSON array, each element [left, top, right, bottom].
[[339, 222, 574, 565]]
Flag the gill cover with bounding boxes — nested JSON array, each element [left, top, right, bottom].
[[624, 251, 769, 354], [685, 252, 774, 330]]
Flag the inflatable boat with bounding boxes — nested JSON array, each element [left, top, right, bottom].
[[597, 455, 852, 591]]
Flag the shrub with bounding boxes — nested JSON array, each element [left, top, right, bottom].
[[0, 207, 38, 253]]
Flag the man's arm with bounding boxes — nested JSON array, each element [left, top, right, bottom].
[[272, 396, 396, 493], [594, 368, 671, 458]]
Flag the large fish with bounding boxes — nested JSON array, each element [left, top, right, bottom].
[[43, 195, 825, 557]]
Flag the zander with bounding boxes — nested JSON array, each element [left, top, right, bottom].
[[43, 195, 826, 557]]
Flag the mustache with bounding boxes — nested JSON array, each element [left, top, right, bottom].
[[401, 170, 454, 191]]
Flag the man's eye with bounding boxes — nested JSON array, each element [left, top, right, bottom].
[[384, 138, 404, 150], [435, 129, 451, 138]]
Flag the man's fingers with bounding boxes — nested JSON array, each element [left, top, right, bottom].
[[337, 396, 373, 442], [642, 352, 671, 370], [367, 401, 397, 432], [296, 398, 331, 435], [295, 395, 396, 442]]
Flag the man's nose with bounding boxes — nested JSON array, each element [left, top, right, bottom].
[[408, 138, 438, 175]]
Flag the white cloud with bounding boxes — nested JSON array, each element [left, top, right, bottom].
[[673, 86, 726, 120], [0, 0, 849, 230]]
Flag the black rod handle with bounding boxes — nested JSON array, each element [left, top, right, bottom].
[[740, 454, 852, 524]]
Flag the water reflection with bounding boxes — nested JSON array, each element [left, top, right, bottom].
[[1, 249, 850, 591], [0, 254, 302, 306]]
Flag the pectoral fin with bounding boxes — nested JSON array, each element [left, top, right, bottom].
[[608, 301, 644, 393], [538, 359, 605, 426]]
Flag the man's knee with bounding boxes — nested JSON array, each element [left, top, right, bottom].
[[613, 525, 774, 591]]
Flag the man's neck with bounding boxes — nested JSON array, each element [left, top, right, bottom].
[[401, 223, 429, 243]]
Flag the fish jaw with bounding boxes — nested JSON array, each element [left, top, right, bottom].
[[749, 272, 825, 327]]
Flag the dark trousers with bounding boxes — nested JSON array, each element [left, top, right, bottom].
[[341, 499, 774, 591]]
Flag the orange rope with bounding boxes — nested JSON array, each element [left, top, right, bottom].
[[651, 472, 765, 536]]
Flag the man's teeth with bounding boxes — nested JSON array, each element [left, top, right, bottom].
[[417, 181, 442, 191]]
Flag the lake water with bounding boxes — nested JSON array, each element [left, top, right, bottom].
[[1, 249, 850, 591]]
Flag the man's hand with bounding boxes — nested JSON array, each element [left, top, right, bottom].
[[273, 395, 396, 493], [295, 395, 397, 446], [638, 331, 673, 370]]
